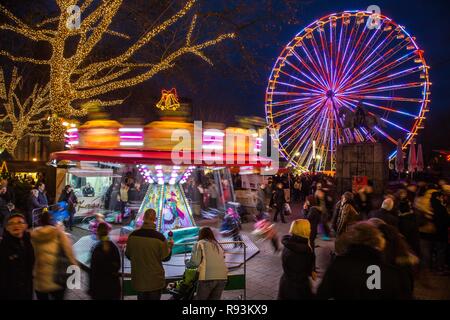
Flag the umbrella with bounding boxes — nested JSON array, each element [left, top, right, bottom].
[[416, 143, 424, 172], [408, 139, 417, 172], [395, 139, 404, 173]]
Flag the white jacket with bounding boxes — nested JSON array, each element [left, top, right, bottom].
[[189, 240, 228, 281], [31, 226, 77, 292]]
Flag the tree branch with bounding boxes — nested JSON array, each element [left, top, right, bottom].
[[75, 0, 197, 79], [79, 31, 235, 98], [0, 51, 50, 65]]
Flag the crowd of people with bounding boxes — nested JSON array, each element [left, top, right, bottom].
[[271, 175, 449, 299], [0, 166, 448, 300]]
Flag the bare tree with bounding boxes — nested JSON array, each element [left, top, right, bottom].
[[0, 67, 50, 156], [0, 0, 235, 120]]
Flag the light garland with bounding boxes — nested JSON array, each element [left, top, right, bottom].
[[0, 67, 52, 155], [0, 0, 235, 136]]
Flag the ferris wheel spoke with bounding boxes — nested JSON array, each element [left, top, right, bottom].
[[345, 62, 421, 93], [287, 53, 329, 90], [296, 43, 329, 88], [338, 96, 412, 137], [336, 17, 360, 90], [279, 98, 327, 142], [269, 95, 320, 107], [317, 27, 333, 86], [337, 29, 400, 91], [278, 69, 325, 94], [296, 105, 330, 165], [346, 82, 424, 95], [337, 26, 385, 91], [273, 80, 325, 94], [336, 19, 373, 90], [342, 94, 423, 103], [272, 101, 316, 118], [277, 99, 326, 135], [308, 33, 332, 85], [340, 38, 412, 91], [374, 126, 398, 145], [344, 98, 417, 118]]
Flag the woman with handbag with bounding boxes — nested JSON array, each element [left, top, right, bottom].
[[31, 210, 77, 300], [186, 227, 228, 300]]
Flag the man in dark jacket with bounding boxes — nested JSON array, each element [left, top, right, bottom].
[[125, 209, 174, 300], [303, 195, 321, 247], [368, 198, 399, 229], [317, 222, 406, 299], [397, 189, 421, 257], [333, 192, 360, 236], [27, 189, 42, 227], [36, 182, 48, 207], [431, 192, 449, 273], [0, 213, 35, 300], [272, 183, 287, 223]]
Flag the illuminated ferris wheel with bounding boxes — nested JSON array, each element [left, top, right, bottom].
[[265, 10, 431, 172]]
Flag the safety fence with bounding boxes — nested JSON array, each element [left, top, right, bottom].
[[120, 241, 247, 300]]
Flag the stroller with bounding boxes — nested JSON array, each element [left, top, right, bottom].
[[167, 267, 199, 300]]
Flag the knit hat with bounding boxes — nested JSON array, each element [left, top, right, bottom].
[[289, 219, 311, 239]]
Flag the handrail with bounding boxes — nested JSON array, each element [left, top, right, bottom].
[[120, 239, 247, 300]]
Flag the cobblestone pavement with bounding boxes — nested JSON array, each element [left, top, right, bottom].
[[65, 204, 450, 300]]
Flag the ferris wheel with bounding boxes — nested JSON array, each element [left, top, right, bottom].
[[265, 10, 431, 172]]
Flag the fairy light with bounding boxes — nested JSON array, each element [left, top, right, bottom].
[[0, 0, 235, 135], [0, 67, 52, 154]]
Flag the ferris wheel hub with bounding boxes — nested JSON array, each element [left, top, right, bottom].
[[326, 90, 335, 99]]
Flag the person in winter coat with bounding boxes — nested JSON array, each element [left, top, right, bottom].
[[333, 192, 360, 236], [303, 195, 322, 248], [354, 185, 374, 220], [125, 209, 173, 300], [317, 222, 405, 300], [31, 210, 77, 300], [58, 185, 78, 231], [256, 184, 266, 220], [187, 227, 228, 300], [27, 189, 42, 228], [0, 213, 35, 300], [431, 191, 449, 274], [369, 198, 399, 229], [272, 183, 287, 223], [36, 182, 48, 207], [277, 219, 315, 300], [89, 222, 121, 300], [396, 189, 421, 257], [371, 221, 418, 299]]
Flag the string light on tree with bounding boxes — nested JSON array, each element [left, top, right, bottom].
[[0, 0, 235, 139], [0, 67, 51, 156]]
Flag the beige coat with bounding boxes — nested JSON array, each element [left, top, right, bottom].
[[31, 226, 77, 292], [189, 240, 228, 281]]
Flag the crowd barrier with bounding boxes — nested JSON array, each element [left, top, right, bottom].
[[120, 241, 247, 300]]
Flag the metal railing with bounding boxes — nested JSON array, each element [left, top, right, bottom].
[[31, 204, 62, 228], [120, 240, 247, 300]]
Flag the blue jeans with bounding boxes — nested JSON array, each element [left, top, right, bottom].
[[196, 280, 227, 300]]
